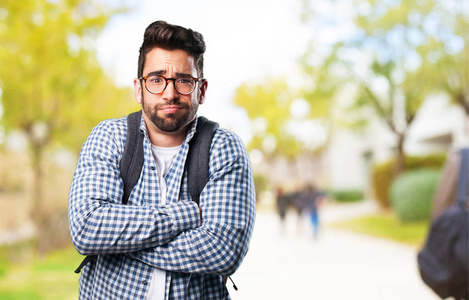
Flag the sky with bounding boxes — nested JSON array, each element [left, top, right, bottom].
[[95, 0, 310, 142]]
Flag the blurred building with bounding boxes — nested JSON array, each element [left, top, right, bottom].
[[327, 95, 468, 194]]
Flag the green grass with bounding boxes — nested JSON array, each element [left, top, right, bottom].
[[329, 211, 431, 247], [0, 246, 83, 300]]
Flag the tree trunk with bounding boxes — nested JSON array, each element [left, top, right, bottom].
[[31, 146, 44, 217], [30, 141, 49, 255], [26, 122, 54, 255], [393, 132, 406, 178], [456, 93, 468, 116]]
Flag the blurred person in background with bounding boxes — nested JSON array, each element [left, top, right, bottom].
[[276, 185, 288, 226], [68, 20, 256, 300], [297, 184, 326, 240]]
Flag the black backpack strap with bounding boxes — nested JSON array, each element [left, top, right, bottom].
[[120, 110, 145, 204], [186, 116, 219, 204], [74, 255, 97, 274]]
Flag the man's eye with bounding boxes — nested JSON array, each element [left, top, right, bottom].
[[149, 77, 163, 84], [177, 78, 193, 85]]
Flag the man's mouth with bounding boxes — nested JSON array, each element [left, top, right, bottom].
[[160, 105, 181, 114]]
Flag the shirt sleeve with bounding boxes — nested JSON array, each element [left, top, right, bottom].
[[129, 130, 256, 276], [68, 120, 201, 255]]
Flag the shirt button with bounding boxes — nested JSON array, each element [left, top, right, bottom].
[[142, 280, 148, 285], [151, 166, 155, 170]]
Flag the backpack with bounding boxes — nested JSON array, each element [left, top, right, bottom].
[[75, 111, 218, 273], [417, 148, 469, 300]]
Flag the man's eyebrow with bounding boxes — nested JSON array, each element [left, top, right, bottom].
[[175, 72, 194, 78], [146, 70, 166, 77], [145, 70, 194, 78]]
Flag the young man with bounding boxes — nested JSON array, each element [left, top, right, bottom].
[[68, 21, 256, 299]]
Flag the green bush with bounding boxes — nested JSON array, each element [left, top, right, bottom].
[[372, 154, 446, 208], [390, 169, 440, 222], [328, 189, 364, 202]]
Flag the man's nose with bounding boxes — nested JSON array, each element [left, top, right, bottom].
[[162, 79, 178, 99]]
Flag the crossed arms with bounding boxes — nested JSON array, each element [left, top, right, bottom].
[[68, 119, 256, 276]]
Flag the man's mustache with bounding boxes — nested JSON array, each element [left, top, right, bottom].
[[156, 99, 190, 109]]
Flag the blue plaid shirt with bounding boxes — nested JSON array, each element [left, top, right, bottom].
[[68, 115, 256, 299]]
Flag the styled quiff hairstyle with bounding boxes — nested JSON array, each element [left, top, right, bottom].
[[137, 20, 206, 78]]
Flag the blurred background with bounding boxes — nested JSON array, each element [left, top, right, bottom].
[[0, 0, 467, 299]]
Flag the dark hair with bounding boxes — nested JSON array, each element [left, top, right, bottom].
[[137, 20, 206, 78]]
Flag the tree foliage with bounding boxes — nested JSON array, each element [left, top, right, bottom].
[[233, 75, 331, 159], [301, 0, 468, 175], [233, 77, 299, 157], [0, 0, 137, 152], [0, 0, 138, 252]]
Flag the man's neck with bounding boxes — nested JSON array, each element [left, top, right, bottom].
[[149, 131, 185, 147]]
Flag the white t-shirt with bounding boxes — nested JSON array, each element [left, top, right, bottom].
[[146, 144, 181, 300]]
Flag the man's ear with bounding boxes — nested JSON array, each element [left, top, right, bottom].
[[134, 78, 143, 104], [198, 80, 208, 104]]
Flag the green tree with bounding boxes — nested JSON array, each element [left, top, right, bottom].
[[0, 0, 137, 251], [234, 77, 298, 158], [300, 0, 468, 176], [233, 76, 332, 157], [413, 1, 469, 115], [233, 75, 333, 190]]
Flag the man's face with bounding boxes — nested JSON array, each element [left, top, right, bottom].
[[134, 47, 207, 134]]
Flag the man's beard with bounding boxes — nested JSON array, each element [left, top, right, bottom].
[[141, 96, 198, 133]]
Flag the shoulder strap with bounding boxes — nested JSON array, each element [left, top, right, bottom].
[[186, 116, 219, 204], [456, 148, 469, 207], [120, 110, 145, 204]]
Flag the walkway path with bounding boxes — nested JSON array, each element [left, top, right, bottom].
[[228, 201, 439, 300]]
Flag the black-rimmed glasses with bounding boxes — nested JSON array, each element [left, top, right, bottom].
[[139, 75, 204, 95]]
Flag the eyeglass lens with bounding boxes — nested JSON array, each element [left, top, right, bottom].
[[145, 76, 196, 95]]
